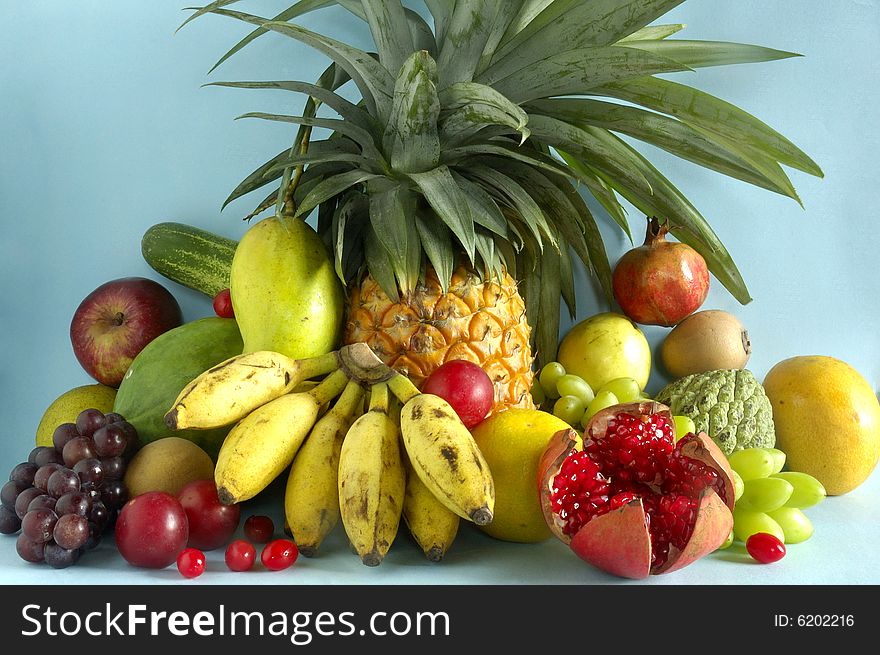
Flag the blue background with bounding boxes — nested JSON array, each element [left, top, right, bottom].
[[1, 0, 878, 584]]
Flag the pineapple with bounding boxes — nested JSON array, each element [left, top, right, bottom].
[[183, 1, 821, 411]]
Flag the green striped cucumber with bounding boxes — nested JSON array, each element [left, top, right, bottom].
[[141, 222, 237, 297]]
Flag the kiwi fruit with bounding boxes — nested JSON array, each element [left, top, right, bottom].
[[660, 310, 751, 378], [124, 437, 214, 497]]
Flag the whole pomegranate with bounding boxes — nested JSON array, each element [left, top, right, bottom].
[[538, 402, 734, 579], [612, 217, 709, 326]]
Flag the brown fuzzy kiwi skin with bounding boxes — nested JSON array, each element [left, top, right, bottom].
[[660, 310, 751, 378]]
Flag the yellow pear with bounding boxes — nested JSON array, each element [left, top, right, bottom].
[[230, 215, 344, 359]]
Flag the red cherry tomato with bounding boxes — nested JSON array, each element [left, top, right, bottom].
[[213, 288, 235, 318], [422, 360, 495, 429], [261, 539, 298, 571], [225, 539, 256, 572], [746, 532, 786, 563], [177, 480, 240, 551], [115, 492, 189, 569], [177, 548, 206, 578]]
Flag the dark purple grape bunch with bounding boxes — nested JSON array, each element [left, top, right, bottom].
[[0, 408, 138, 569]]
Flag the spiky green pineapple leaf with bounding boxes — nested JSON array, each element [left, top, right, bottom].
[[619, 23, 685, 42], [451, 171, 508, 237], [474, 228, 501, 281], [528, 97, 800, 200], [535, 248, 562, 369], [294, 168, 380, 219], [621, 39, 801, 68], [408, 165, 476, 263], [224, 148, 291, 210], [556, 154, 631, 242], [436, 1, 518, 88], [265, 150, 375, 176], [331, 191, 368, 282], [438, 82, 530, 144], [486, 0, 685, 81], [208, 80, 377, 133], [361, 0, 414, 75], [598, 77, 824, 177], [384, 51, 441, 173], [367, 179, 421, 294], [236, 112, 384, 162], [365, 224, 400, 302], [259, 19, 394, 120], [423, 0, 458, 53], [486, 46, 690, 103], [444, 141, 569, 179], [414, 210, 454, 293]]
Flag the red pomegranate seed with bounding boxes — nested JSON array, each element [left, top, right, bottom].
[[746, 533, 786, 564]]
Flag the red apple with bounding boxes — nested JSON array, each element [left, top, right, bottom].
[[70, 277, 182, 387]]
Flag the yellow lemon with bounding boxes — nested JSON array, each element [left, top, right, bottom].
[[36, 384, 117, 446], [763, 356, 880, 496], [557, 312, 651, 392], [471, 409, 571, 543]]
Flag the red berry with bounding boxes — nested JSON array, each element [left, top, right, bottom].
[[213, 288, 235, 318], [261, 539, 298, 571], [225, 539, 256, 572], [746, 532, 786, 564], [177, 548, 206, 578], [243, 515, 274, 544]]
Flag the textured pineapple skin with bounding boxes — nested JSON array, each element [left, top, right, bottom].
[[344, 267, 535, 416]]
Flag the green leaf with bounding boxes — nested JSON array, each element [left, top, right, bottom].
[[361, 0, 415, 75], [528, 98, 801, 200], [405, 8, 438, 56], [473, 229, 499, 280], [180, 1, 338, 73], [384, 51, 441, 173], [294, 169, 380, 219], [594, 130, 752, 304], [488, 0, 685, 82], [526, 114, 654, 200], [443, 142, 571, 179], [451, 172, 508, 237], [437, 1, 508, 87], [260, 19, 395, 120], [556, 150, 631, 241], [465, 164, 554, 251], [424, 0, 457, 46], [265, 151, 375, 176], [367, 180, 421, 294], [207, 80, 377, 133], [408, 165, 476, 262], [536, 250, 562, 366], [484, 46, 689, 103], [365, 224, 400, 302], [597, 76, 823, 177], [618, 23, 686, 42], [331, 191, 367, 282], [415, 210, 455, 293], [235, 112, 384, 162], [223, 148, 290, 209], [620, 40, 801, 68], [558, 239, 576, 318]]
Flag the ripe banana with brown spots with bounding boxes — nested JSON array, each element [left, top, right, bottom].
[[284, 379, 365, 557], [214, 369, 349, 505], [337, 383, 405, 567], [403, 457, 460, 562], [390, 374, 495, 525], [165, 350, 339, 430]]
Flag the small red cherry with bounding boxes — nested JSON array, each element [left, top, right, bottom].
[[213, 288, 235, 318], [177, 547, 206, 578], [261, 539, 298, 571], [746, 532, 786, 564], [244, 515, 274, 543], [225, 539, 256, 572]]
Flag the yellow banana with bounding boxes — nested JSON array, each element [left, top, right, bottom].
[[285, 379, 365, 557], [165, 350, 339, 430], [214, 369, 349, 504], [403, 458, 460, 562], [390, 374, 495, 525], [337, 383, 405, 566]]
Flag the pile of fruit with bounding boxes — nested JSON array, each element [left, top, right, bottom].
[[4, 1, 880, 583]]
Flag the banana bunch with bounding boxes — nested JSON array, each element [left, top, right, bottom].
[[164, 343, 494, 566]]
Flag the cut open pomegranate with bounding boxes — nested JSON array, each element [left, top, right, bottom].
[[538, 401, 734, 579]]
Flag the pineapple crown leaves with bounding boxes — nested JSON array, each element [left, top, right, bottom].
[[182, 0, 823, 365]]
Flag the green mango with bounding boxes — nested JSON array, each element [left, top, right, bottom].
[[113, 317, 243, 459], [230, 215, 344, 359]]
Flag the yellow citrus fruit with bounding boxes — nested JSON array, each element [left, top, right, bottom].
[[763, 356, 880, 496], [35, 384, 117, 446], [557, 312, 651, 391], [471, 409, 572, 543]]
